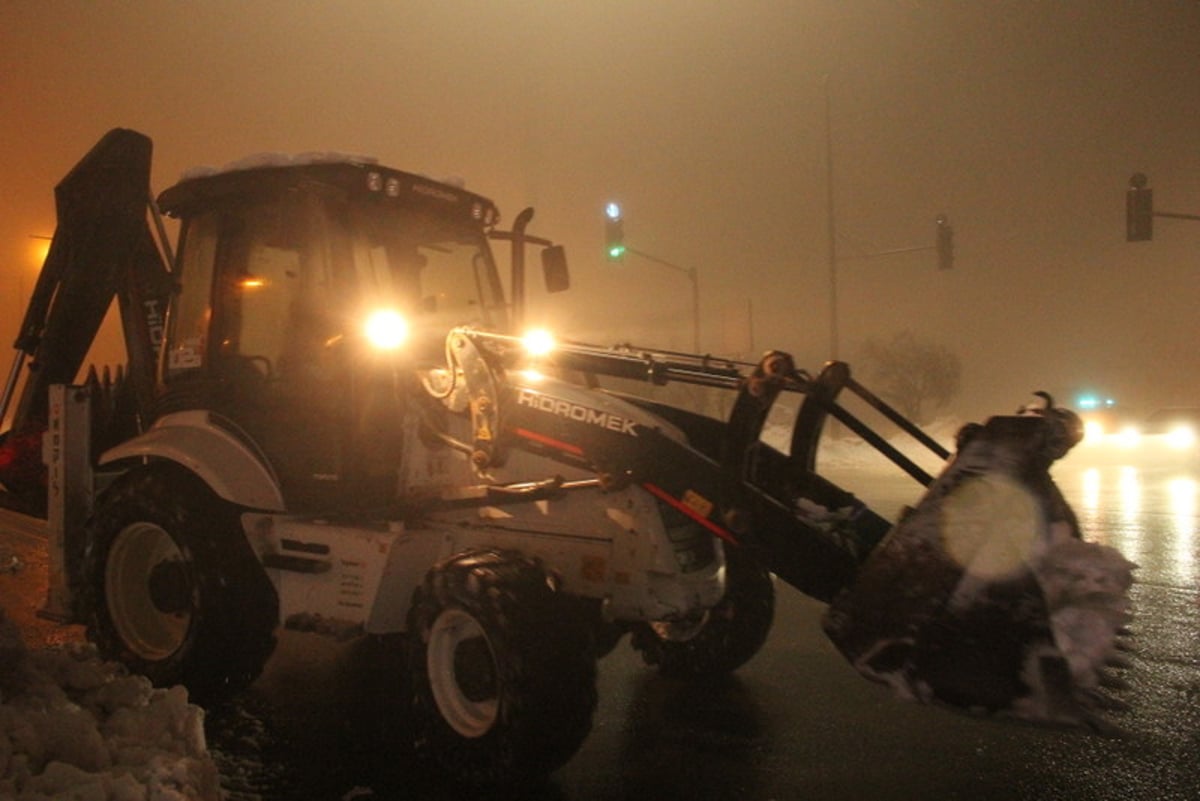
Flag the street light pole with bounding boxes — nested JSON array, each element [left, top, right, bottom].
[[824, 75, 839, 361]]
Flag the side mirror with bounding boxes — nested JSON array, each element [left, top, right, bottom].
[[542, 245, 570, 293]]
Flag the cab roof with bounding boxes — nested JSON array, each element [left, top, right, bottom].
[[156, 156, 500, 228]]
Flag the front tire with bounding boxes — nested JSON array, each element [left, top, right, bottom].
[[407, 550, 597, 785], [78, 463, 278, 704], [631, 546, 775, 677]]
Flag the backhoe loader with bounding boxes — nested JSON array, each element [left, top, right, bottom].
[[0, 129, 1133, 784]]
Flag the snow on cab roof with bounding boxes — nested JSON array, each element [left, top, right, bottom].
[[179, 152, 467, 190]]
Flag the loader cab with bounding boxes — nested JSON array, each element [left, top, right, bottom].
[[156, 160, 507, 512]]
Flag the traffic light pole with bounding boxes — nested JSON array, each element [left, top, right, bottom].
[[625, 247, 701, 353]]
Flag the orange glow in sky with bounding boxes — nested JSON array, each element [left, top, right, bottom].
[[28, 236, 51, 269]]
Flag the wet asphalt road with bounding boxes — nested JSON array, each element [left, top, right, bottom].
[[3, 457, 1199, 801]]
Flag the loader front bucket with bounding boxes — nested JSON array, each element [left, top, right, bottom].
[[822, 410, 1135, 729]]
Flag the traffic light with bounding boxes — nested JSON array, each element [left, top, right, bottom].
[[1126, 173, 1153, 242], [935, 214, 954, 270], [604, 202, 625, 262]]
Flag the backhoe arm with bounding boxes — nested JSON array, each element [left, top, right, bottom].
[[0, 128, 171, 513]]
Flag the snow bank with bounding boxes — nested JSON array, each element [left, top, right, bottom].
[[0, 607, 221, 801]]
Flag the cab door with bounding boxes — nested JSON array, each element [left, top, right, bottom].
[[164, 191, 369, 511]]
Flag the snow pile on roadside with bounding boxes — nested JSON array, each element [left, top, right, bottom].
[[0, 607, 221, 801]]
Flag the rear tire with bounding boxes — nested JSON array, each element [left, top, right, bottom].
[[631, 546, 775, 677], [407, 550, 597, 785], [78, 463, 278, 704]]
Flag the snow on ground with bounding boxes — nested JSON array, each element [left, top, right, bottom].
[[0, 606, 221, 801]]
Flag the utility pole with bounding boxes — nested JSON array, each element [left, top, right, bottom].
[[824, 75, 839, 360]]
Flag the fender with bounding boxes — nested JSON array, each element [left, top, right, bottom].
[[100, 410, 285, 511]]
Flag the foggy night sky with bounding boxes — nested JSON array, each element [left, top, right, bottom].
[[1, 0, 1198, 421]]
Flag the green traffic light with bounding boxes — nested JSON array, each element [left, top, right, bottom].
[[604, 203, 625, 261]]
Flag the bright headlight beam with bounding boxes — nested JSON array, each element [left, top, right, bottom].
[[1115, 426, 1141, 449], [1166, 425, 1196, 450], [364, 309, 409, 350], [522, 328, 556, 357]]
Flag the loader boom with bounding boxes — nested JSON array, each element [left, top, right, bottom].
[[423, 329, 950, 602]]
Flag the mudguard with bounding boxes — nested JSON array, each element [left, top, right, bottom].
[[100, 410, 285, 512], [823, 412, 1135, 728]]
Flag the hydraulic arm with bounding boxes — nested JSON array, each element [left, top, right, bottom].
[[443, 328, 1133, 727], [0, 129, 171, 513], [430, 330, 956, 601]]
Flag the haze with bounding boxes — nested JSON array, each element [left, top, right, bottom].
[[2, 1, 1197, 421]]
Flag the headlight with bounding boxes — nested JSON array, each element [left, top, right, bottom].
[[521, 328, 556, 357], [1115, 426, 1141, 448], [364, 309, 409, 350], [1166, 425, 1196, 450]]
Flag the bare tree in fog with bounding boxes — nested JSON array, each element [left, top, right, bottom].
[[861, 330, 961, 423]]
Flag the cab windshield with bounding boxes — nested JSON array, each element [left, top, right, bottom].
[[164, 188, 508, 382], [344, 200, 508, 337]]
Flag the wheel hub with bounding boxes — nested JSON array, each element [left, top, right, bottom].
[[453, 635, 497, 703], [105, 522, 192, 661], [147, 558, 193, 614], [650, 610, 710, 643], [427, 607, 499, 738]]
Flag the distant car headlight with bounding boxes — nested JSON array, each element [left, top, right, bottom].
[[364, 309, 409, 350], [1083, 420, 1106, 442], [1115, 426, 1141, 448], [1165, 425, 1196, 450]]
